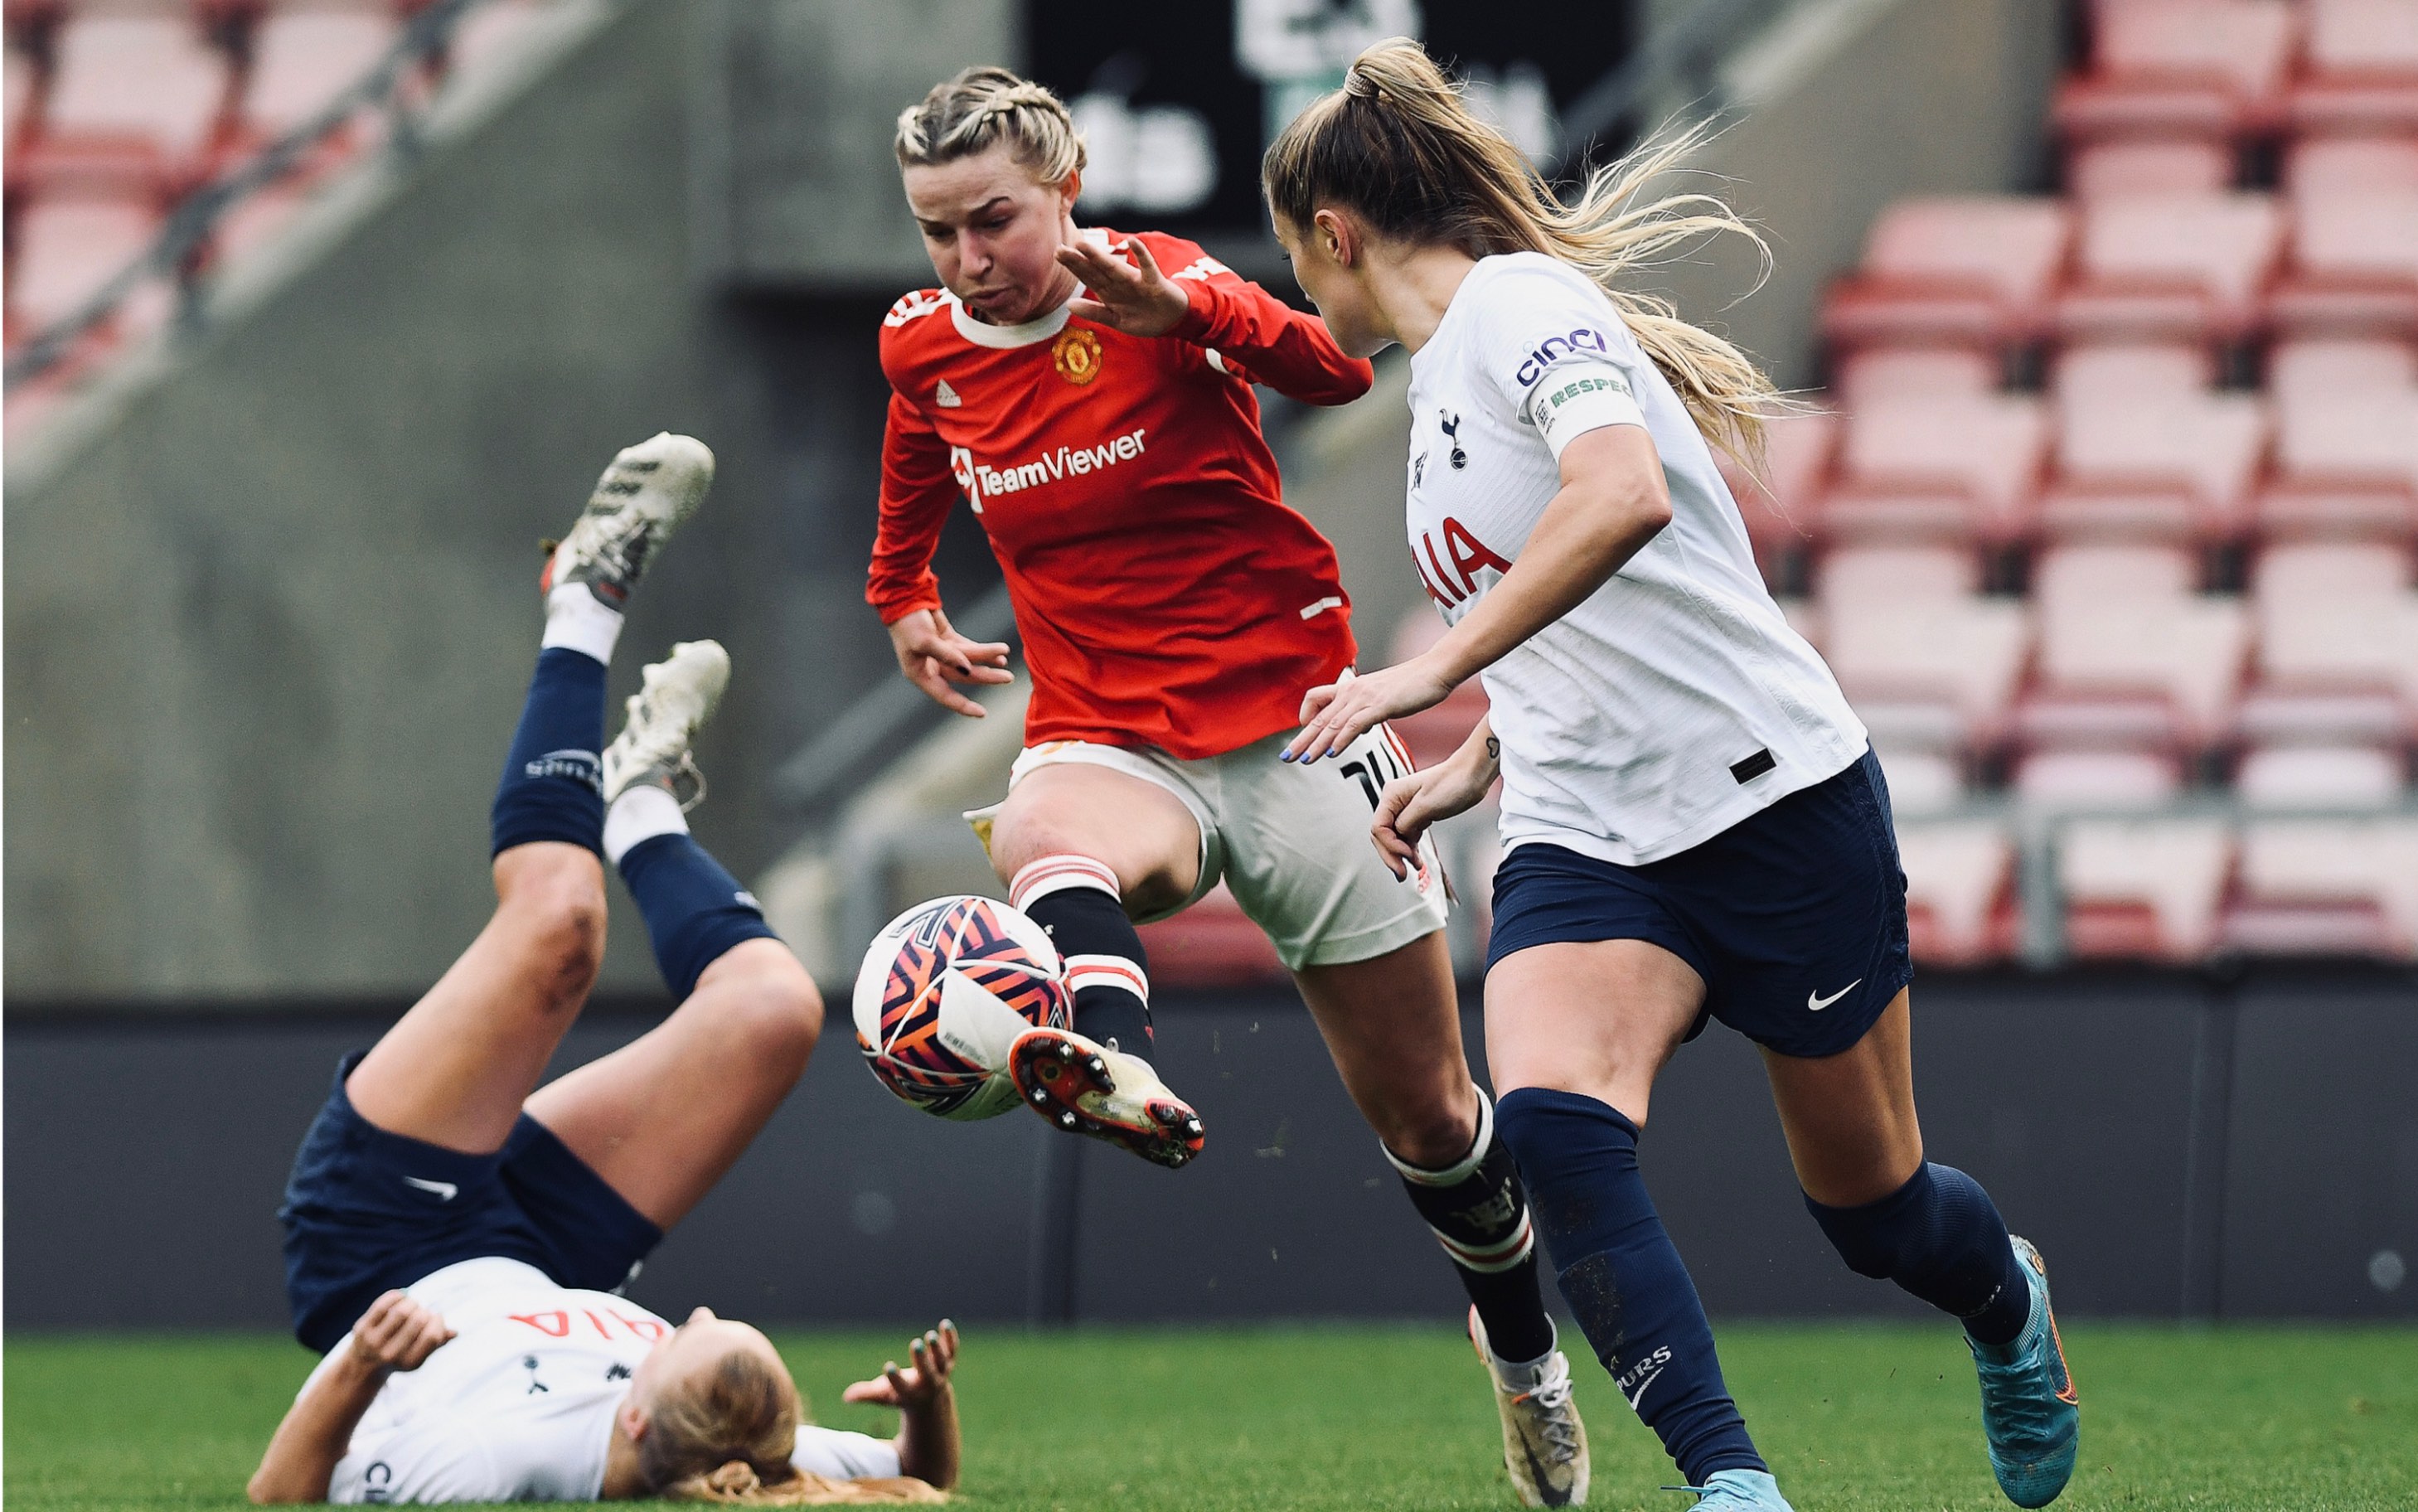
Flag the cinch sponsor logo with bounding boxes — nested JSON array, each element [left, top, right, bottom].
[[1514, 326, 1611, 386], [971, 426, 1148, 497]]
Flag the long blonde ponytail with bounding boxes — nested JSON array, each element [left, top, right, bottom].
[[1262, 39, 1791, 468]]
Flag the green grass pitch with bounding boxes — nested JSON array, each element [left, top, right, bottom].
[[7, 1323, 2413, 1510]]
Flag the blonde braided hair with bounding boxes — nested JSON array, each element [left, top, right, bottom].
[[895, 66, 1085, 185]]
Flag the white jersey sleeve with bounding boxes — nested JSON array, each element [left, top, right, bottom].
[[1469, 263, 1650, 458], [792, 1424, 905, 1480]]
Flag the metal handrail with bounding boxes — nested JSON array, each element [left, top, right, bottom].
[[3, 0, 492, 391]]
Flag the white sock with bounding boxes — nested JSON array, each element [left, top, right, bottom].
[[540, 584, 623, 665], [603, 784, 687, 864]]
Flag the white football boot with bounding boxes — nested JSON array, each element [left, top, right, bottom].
[[1471, 1305, 1591, 1507], [1007, 1026, 1206, 1169], [540, 432, 715, 608], [602, 640, 730, 807]]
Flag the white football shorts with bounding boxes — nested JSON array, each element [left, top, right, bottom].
[[970, 723, 1450, 972]]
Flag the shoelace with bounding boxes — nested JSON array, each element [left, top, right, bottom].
[[1973, 1335, 2062, 1447], [1514, 1367, 1581, 1460]]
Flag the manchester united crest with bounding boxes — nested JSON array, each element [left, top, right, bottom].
[[1052, 327, 1103, 385]]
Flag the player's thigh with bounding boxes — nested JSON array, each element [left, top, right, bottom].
[[1484, 940, 1704, 1128], [1215, 725, 1447, 973], [1292, 931, 1478, 1166], [1758, 985, 1924, 1207], [521, 938, 821, 1228], [989, 761, 1204, 917]]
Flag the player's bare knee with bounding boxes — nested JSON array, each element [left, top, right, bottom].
[[710, 945, 824, 1069], [499, 857, 608, 1002]]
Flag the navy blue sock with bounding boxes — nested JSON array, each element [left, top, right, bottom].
[[1495, 1088, 1766, 1485], [1806, 1162, 2031, 1346], [618, 833, 778, 1000], [491, 647, 608, 856]]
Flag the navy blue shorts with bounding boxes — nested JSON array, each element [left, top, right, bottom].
[[279, 1053, 662, 1353], [1486, 749, 1913, 1059]]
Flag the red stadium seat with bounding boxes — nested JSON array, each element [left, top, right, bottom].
[[2057, 814, 2236, 961], [1818, 546, 2032, 754], [28, 14, 230, 192], [2235, 741, 2406, 807], [1834, 392, 2049, 540], [1896, 818, 2019, 965], [2283, 133, 2418, 196], [2057, 0, 2299, 143], [2067, 138, 2236, 201], [3, 192, 162, 342], [2291, 0, 2418, 133], [1717, 407, 1839, 563], [2022, 544, 2251, 749], [2268, 187, 2418, 336], [2056, 191, 2285, 342], [2249, 540, 2418, 710], [1135, 882, 1288, 987], [240, 10, 396, 147], [1820, 198, 2072, 351], [1832, 348, 1999, 408], [2045, 342, 2270, 539], [2226, 815, 2418, 956], [2258, 337, 2418, 531]]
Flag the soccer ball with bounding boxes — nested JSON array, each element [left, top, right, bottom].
[[853, 894, 1073, 1121]]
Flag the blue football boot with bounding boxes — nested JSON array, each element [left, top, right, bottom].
[[1667, 1468, 1795, 1510], [1970, 1236, 2080, 1507]]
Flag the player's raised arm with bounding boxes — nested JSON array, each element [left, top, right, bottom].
[[838, 1319, 962, 1491]]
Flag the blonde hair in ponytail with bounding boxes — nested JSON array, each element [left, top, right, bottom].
[[643, 1351, 946, 1505], [1263, 39, 1793, 468], [896, 65, 1085, 186]]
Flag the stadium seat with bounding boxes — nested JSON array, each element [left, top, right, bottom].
[[2016, 747, 2186, 807], [240, 10, 396, 147], [1135, 881, 1289, 987], [2226, 814, 2418, 956], [1896, 818, 2018, 964], [2057, 191, 2285, 342], [2235, 741, 2406, 807], [2067, 138, 2236, 201], [3, 193, 162, 342], [1818, 546, 2031, 753], [1717, 406, 1838, 562], [2023, 543, 2251, 749], [29, 14, 230, 192], [1820, 197, 2072, 350], [1834, 392, 2049, 540], [2056, 0, 2299, 143], [2056, 813, 2234, 961], [2270, 185, 2418, 335], [5, 41, 36, 153], [1874, 747, 1967, 815], [2248, 540, 2418, 712], [2282, 133, 2418, 196], [2259, 337, 2418, 530], [2045, 342, 2270, 539], [2291, 0, 2418, 133], [1833, 347, 2001, 408]]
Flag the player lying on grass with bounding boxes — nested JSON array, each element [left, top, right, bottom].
[[871, 68, 1586, 1505], [250, 436, 958, 1506], [1267, 42, 2081, 1512]]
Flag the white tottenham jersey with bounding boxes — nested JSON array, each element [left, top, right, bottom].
[[1404, 253, 1866, 866], [310, 1258, 900, 1504]]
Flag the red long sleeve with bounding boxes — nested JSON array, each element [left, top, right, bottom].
[[866, 390, 957, 625], [1161, 245, 1374, 406]]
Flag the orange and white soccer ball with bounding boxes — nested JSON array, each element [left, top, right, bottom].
[[853, 894, 1073, 1120]]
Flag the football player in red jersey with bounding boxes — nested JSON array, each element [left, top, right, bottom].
[[865, 68, 1589, 1506]]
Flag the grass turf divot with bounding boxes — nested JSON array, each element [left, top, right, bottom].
[[6, 1323, 2413, 1510]]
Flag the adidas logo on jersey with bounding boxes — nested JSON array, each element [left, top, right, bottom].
[[935, 379, 962, 408]]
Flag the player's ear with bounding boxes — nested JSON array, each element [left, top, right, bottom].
[[1057, 169, 1083, 216], [1312, 207, 1356, 269], [617, 1396, 651, 1443]]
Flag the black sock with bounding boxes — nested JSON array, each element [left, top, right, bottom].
[[1010, 855, 1151, 1055], [1388, 1088, 1558, 1365], [1807, 1163, 2033, 1346]]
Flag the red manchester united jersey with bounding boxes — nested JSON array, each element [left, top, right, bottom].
[[866, 229, 1374, 760]]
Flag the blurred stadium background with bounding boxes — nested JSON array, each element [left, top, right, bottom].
[[5, 0, 2414, 1345]]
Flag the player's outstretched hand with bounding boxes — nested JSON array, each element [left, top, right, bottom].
[[889, 610, 1013, 718], [1284, 662, 1457, 767], [1059, 235, 1190, 338], [841, 1320, 959, 1410], [346, 1291, 456, 1374]]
